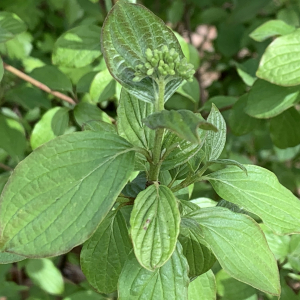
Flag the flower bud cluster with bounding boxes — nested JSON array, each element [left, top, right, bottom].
[[133, 45, 195, 82]]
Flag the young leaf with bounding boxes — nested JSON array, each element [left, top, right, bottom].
[[0, 12, 27, 43], [216, 269, 257, 300], [89, 69, 115, 103], [52, 25, 102, 68], [130, 184, 180, 271], [80, 210, 132, 294], [207, 165, 300, 235], [250, 20, 295, 42], [118, 88, 155, 150], [118, 243, 189, 300], [0, 252, 25, 264], [245, 79, 300, 118], [25, 258, 64, 295], [30, 107, 69, 150], [30, 65, 73, 92], [269, 107, 300, 149], [161, 131, 201, 170], [187, 207, 280, 296], [143, 110, 217, 144], [0, 114, 26, 160], [0, 131, 135, 257], [101, 1, 185, 103], [188, 270, 216, 300], [257, 29, 300, 86], [205, 104, 226, 161], [179, 217, 216, 277], [208, 159, 248, 174], [73, 102, 111, 127], [0, 56, 3, 82], [229, 94, 262, 136]]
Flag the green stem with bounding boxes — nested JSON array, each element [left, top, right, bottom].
[[149, 78, 165, 182], [171, 162, 210, 192]]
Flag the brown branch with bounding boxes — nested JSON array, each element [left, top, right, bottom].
[[0, 163, 13, 171], [3, 63, 76, 105]]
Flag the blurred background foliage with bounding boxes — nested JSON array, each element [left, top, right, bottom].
[[1, 0, 300, 299]]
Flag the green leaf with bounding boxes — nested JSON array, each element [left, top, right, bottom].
[[216, 269, 257, 300], [52, 25, 102, 68], [288, 235, 300, 272], [179, 217, 216, 277], [130, 184, 180, 270], [82, 120, 116, 133], [6, 86, 51, 110], [30, 65, 73, 92], [201, 96, 237, 112], [205, 104, 226, 161], [245, 80, 300, 118], [62, 290, 106, 300], [230, 95, 261, 135], [277, 8, 299, 27], [143, 110, 217, 144], [0, 252, 25, 264], [175, 78, 200, 104], [0, 131, 135, 257], [30, 107, 70, 150], [269, 107, 300, 149], [257, 29, 300, 86], [209, 159, 248, 174], [73, 102, 111, 127], [117, 88, 155, 149], [118, 243, 189, 300], [187, 207, 280, 295], [207, 165, 300, 235], [89, 69, 115, 103], [0, 114, 26, 160], [191, 197, 217, 209], [25, 258, 64, 295], [0, 56, 3, 82], [76, 71, 98, 93], [188, 270, 216, 300], [81, 210, 132, 293], [250, 20, 295, 42], [122, 172, 147, 198], [161, 131, 200, 170], [0, 12, 27, 43], [101, 1, 184, 103]]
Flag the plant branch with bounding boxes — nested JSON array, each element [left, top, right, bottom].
[[0, 163, 13, 171], [3, 63, 76, 105]]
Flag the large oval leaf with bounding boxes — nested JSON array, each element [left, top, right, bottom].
[[117, 88, 155, 150], [188, 270, 216, 300], [179, 218, 216, 277], [187, 207, 280, 296], [118, 243, 189, 300], [257, 29, 300, 86], [0, 131, 135, 257], [207, 165, 300, 235], [101, 1, 184, 103], [80, 210, 132, 294], [130, 184, 180, 270]]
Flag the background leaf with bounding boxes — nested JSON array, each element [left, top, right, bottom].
[[207, 165, 300, 235], [0, 131, 135, 257], [52, 25, 102, 68], [30, 107, 69, 150], [130, 184, 180, 270], [0, 252, 25, 264], [257, 29, 300, 86]]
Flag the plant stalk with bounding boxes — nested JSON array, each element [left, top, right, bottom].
[[148, 78, 165, 182]]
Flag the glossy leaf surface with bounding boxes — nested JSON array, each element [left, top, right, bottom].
[[0, 131, 135, 257]]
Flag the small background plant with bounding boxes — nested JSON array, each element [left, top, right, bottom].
[[1, 0, 300, 299]]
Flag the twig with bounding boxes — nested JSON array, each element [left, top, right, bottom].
[[3, 63, 76, 105], [0, 163, 13, 171]]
